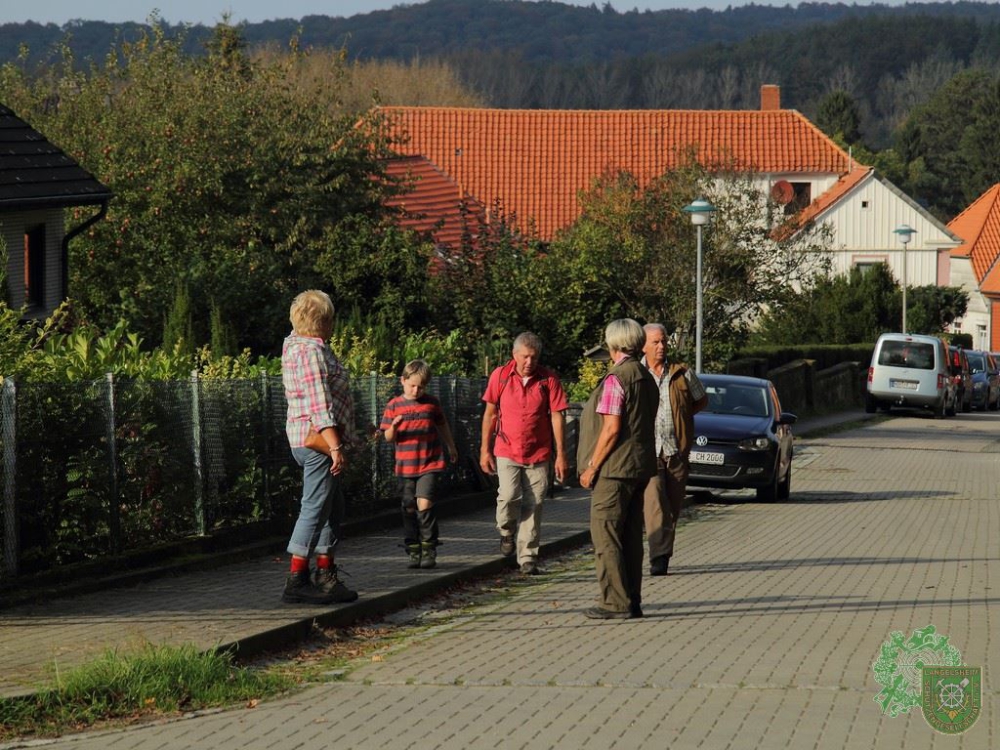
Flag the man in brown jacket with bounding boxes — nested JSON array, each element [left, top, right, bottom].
[[641, 323, 708, 577]]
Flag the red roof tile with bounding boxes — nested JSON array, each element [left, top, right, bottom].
[[948, 184, 1000, 294], [384, 155, 482, 249], [380, 106, 853, 240]]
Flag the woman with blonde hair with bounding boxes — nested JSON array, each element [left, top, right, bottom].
[[577, 318, 658, 619], [280, 290, 359, 605]]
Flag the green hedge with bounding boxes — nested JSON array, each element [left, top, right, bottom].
[[730, 343, 876, 374]]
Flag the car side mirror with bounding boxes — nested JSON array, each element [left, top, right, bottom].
[[777, 412, 798, 426]]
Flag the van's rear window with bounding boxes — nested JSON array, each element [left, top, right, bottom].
[[878, 341, 935, 369]]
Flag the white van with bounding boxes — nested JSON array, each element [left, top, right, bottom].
[[866, 333, 955, 418]]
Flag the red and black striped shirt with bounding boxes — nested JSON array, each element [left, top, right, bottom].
[[380, 394, 447, 477]]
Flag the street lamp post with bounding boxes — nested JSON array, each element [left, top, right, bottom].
[[894, 224, 916, 333], [683, 199, 717, 373]]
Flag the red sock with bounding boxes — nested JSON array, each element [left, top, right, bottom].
[[316, 555, 331, 569], [290, 555, 309, 573]]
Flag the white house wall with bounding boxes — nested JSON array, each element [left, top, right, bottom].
[[948, 256, 991, 348], [814, 176, 959, 287], [2, 208, 65, 316]]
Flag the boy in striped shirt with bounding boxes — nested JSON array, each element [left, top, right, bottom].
[[380, 360, 458, 569]]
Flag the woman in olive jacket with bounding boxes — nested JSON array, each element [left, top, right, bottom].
[[577, 318, 659, 620]]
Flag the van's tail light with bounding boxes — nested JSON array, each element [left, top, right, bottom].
[[939, 374, 947, 390], [868, 366, 874, 384]]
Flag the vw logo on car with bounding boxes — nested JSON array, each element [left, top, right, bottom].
[[695, 435, 708, 446]]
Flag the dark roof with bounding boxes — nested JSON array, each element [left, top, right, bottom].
[[0, 104, 112, 209]]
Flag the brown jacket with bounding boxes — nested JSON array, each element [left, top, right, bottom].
[[663, 362, 708, 457]]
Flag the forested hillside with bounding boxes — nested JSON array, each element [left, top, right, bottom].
[[5, 0, 1000, 218]]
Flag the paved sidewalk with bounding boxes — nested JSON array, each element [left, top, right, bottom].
[[9, 406, 997, 750], [0, 410, 867, 698]]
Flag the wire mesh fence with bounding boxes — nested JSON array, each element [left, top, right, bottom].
[[0, 373, 490, 582]]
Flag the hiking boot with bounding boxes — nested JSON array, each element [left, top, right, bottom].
[[282, 570, 335, 605], [314, 565, 359, 603], [405, 543, 422, 569], [500, 535, 515, 557], [419, 542, 437, 569], [520, 560, 539, 575]]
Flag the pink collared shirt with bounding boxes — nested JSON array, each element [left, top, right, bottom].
[[596, 352, 631, 416]]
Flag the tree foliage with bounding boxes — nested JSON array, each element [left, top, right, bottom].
[[0, 21, 412, 354], [533, 162, 834, 371], [752, 262, 968, 344]]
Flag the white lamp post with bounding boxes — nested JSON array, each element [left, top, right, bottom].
[[894, 224, 916, 333], [683, 199, 717, 373]]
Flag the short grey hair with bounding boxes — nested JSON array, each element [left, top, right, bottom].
[[605, 318, 646, 356], [643, 322, 668, 338], [513, 331, 543, 354]]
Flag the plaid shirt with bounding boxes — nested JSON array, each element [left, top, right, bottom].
[[282, 333, 355, 449]]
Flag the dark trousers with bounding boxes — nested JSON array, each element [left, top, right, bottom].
[[590, 475, 646, 612]]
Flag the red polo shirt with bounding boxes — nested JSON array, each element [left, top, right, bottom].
[[483, 361, 568, 464]]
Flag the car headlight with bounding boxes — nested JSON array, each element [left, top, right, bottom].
[[974, 382, 985, 392], [738, 436, 771, 451]]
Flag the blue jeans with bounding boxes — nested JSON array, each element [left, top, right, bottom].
[[287, 447, 343, 558]]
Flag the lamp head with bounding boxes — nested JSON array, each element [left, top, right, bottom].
[[683, 198, 716, 227], [894, 223, 916, 246]]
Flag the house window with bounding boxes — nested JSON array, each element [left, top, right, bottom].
[[861, 200, 870, 210], [784, 182, 812, 215], [24, 224, 45, 308], [855, 262, 879, 274]]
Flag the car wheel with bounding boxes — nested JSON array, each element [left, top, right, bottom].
[[756, 465, 780, 503], [962, 388, 972, 413], [864, 393, 877, 414], [945, 395, 956, 417], [934, 396, 946, 419], [777, 464, 791, 501]]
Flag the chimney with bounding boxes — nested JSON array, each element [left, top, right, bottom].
[[761, 85, 781, 111]]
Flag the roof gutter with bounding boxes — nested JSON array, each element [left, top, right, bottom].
[[61, 199, 109, 301]]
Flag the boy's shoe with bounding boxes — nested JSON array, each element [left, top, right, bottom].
[[500, 535, 515, 557], [520, 560, 539, 575], [406, 543, 422, 569], [314, 565, 359, 603], [282, 570, 335, 605], [419, 542, 437, 569]]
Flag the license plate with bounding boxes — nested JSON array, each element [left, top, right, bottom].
[[690, 451, 724, 465], [890, 379, 918, 390]]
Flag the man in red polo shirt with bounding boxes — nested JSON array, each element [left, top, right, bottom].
[[480, 332, 569, 575]]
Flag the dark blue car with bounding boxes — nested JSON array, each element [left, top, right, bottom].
[[966, 350, 1000, 411], [688, 374, 796, 502]]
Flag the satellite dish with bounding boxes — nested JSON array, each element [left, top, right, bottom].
[[771, 179, 794, 204]]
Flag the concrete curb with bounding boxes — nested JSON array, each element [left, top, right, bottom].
[[218, 528, 593, 662]]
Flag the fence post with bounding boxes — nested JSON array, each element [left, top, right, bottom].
[[260, 371, 271, 509], [368, 373, 380, 500], [105, 373, 121, 553], [1, 379, 17, 579], [190, 370, 206, 536]]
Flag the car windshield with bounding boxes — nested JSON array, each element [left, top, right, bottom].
[[966, 352, 985, 373], [878, 341, 935, 370], [704, 384, 770, 417]]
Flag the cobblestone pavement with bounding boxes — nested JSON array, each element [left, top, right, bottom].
[[6, 409, 999, 749]]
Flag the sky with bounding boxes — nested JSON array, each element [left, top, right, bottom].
[[1, 0, 926, 27]]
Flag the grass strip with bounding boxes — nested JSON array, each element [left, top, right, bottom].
[[0, 642, 295, 740]]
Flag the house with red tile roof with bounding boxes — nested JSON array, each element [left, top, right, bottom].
[[948, 184, 1000, 350], [787, 165, 960, 291], [379, 85, 958, 301]]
